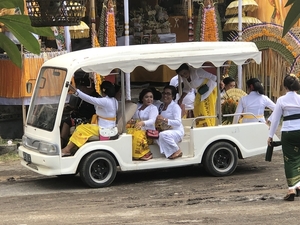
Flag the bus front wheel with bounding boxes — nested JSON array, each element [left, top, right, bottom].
[[79, 151, 117, 188]]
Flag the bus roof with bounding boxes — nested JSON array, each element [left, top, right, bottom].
[[42, 41, 261, 76]]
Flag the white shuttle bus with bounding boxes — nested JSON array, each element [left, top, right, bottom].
[[18, 42, 280, 188]]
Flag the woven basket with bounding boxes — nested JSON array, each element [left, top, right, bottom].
[[26, 0, 86, 27]]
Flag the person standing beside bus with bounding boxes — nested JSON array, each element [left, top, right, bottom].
[[176, 63, 217, 127], [232, 78, 275, 124], [268, 74, 300, 201]]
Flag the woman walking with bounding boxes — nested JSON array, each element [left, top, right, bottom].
[[268, 74, 300, 201]]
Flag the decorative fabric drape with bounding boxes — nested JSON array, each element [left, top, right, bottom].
[[248, 0, 300, 27], [0, 51, 67, 99]]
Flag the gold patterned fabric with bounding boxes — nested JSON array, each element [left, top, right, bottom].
[[69, 124, 99, 148], [194, 86, 217, 127], [281, 130, 300, 187], [127, 127, 151, 159], [126, 119, 152, 159]]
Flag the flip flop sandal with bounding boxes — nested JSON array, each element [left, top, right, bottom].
[[62, 152, 72, 157], [140, 152, 153, 161], [168, 151, 182, 159]]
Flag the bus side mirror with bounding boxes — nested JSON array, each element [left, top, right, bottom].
[[26, 79, 36, 93], [26, 82, 32, 93]]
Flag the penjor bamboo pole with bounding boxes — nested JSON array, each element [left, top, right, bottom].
[[90, 0, 96, 47], [188, 0, 194, 41]]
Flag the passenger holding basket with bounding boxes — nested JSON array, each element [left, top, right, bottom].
[[156, 85, 184, 159], [61, 81, 118, 157], [232, 78, 275, 124], [127, 89, 158, 161], [176, 63, 217, 127]]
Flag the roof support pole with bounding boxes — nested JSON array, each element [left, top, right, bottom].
[[237, 0, 243, 89], [124, 0, 131, 100]]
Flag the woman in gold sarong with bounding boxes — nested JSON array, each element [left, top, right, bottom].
[[127, 89, 158, 160]]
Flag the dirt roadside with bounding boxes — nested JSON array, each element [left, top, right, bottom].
[[0, 148, 298, 225]]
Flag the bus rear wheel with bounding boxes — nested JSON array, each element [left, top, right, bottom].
[[203, 142, 238, 177], [79, 151, 117, 188]]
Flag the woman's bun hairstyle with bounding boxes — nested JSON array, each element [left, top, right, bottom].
[[100, 81, 115, 97], [149, 86, 162, 101], [246, 78, 264, 94], [284, 74, 300, 91]]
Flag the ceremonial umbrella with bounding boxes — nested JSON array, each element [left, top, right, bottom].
[[225, 0, 258, 16], [223, 16, 262, 32]]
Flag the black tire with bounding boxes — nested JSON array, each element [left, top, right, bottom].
[[79, 151, 117, 188], [203, 142, 238, 177]]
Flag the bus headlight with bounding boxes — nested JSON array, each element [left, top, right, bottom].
[[39, 142, 58, 155], [22, 135, 58, 155]]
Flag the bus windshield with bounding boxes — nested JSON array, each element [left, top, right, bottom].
[[27, 67, 67, 131]]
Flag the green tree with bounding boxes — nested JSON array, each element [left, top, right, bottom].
[[282, 0, 300, 36], [0, 0, 54, 68]]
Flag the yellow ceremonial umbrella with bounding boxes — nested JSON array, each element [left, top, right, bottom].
[[225, 0, 258, 16], [223, 16, 262, 31]]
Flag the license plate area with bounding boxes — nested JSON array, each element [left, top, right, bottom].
[[23, 152, 31, 163]]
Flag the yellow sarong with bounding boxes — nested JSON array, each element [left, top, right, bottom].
[[127, 128, 151, 159], [193, 86, 217, 127], [69, 124, 99, 147]]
